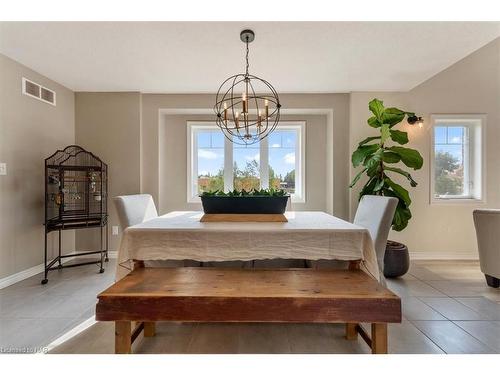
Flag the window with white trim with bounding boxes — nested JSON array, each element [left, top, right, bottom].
[[431, 115, 485, 202], [188, 122, 305, 202]]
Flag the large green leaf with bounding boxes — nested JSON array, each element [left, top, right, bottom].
[[392, 204, 412, 231], [380, 124, 391, 144], [389, 129, 409, 145], [352, 144, 379, 167], [349, 167, 367, 188], [364, 149, 383, 180], [359, 177, 378, 198], [385, 166, 418, 187], [368, 99, 385, 121], [382, 107, 406, 127], [385, 178, 411, 206], [387, 146, 423, 170], [358, 136, 381, 146], [382, 151, 401, 163], [382, 189, 412, 231], [367, 116, 381, 128]]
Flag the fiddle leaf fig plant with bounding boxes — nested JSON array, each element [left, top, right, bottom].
[[350, 99, 423, 231]]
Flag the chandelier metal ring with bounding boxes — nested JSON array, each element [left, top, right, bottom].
[[214, 29, 281, 145]]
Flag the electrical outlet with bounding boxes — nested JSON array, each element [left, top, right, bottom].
[[0, 163, 6, 175], [112, 226, 119, 235]]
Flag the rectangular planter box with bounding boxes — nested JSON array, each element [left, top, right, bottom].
[[200, 195, 289, 214]]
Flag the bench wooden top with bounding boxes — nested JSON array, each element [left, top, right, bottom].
[[96, 268, 401, 323], [99, 267, 395, 299]]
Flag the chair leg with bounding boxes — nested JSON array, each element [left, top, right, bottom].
[[115, 321, 132, 354], [371, 323, 388, 354], [144, 322, 156, 337], [485, 274, 500, 288], [346, 323, 358, 340]]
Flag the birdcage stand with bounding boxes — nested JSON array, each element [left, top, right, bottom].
[[42, 145, 109, 285]]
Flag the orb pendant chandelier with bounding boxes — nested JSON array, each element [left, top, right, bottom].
[[214, 29, 281, 145]]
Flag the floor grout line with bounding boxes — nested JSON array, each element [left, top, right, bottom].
[[448, 320, 498, 352], [402, 319, 448, 354]]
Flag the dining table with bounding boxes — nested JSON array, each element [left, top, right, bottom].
[[115, 210, 380, 281]]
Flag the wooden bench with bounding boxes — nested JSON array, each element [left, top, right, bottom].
[[96, 266, 401, 354]]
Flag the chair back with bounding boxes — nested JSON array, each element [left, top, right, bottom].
[[473, 209, 500, 278], [113, 194, 158, 229], [354, 195, 398, 274]]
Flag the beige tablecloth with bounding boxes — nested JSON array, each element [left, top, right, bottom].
[[116, 211, 380, 281]]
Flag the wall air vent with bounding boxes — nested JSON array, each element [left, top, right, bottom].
[[22, 77, 56, 106]]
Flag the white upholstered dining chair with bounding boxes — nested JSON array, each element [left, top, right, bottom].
[[473, 209, 500, 288], [113, 194, 200, 268], [353, 195, 398, 275], [113, 194, 158, 229], [309, 195, 398, 276]]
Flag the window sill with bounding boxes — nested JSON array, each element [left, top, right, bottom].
[[430, 197, 485, 205], [188, 196, 306, 204]]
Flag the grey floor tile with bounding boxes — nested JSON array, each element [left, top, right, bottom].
[[455, 297, 500, 320], [454, 321, 500, 352], [401, 297, 446, 321], [388, 320, 445, 354], [386, 279, 446, 297], [0, 317, 78, 350], [425, 280, 500, 298], [412, 320, 494, 354], [419, 297, 487, 320], [237, 323, 292, 353], [287, 323, 369, 354], [408, 265, 445, 281], [186, 323, 240, 354], [0, 259, 116, 350]]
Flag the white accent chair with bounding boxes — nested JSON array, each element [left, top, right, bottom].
[[353, 195, 398, 276], [113, 194, 158, 229], [473, 209, 500, 288]]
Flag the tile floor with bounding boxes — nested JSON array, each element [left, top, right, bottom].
[[1, 259, 499, 354], [0, 258, 116, 353]]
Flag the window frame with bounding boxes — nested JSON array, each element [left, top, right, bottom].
[[187, 121, 306, 203], [430, 114, 486, 205]]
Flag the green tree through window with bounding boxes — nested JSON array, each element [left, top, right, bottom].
[[434, 151, 463, 196]]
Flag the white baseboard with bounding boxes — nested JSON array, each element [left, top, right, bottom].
[[410, 251, 479, 260], [0, 263, 46, 290], [0, 250, 117, 290]]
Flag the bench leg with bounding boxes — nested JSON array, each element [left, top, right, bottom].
[[144, 322, 156, 337], [115, 321, 132, 354], [371, 323, 388, 354], [345, 323, 358, 340]]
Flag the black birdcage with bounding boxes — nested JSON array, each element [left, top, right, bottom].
[[42, 145, 108, 284]]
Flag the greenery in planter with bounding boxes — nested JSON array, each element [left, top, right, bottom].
[[200, 188, 288, 197], [350, 98, 423, 231]]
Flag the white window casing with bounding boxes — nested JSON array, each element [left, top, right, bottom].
[[187, 121, 306, 203], [430, 114, 486, 204]]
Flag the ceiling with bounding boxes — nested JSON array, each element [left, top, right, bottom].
[[1, 22, 499, 93]]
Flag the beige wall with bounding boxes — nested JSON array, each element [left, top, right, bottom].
[[74, 92, 141, 252], [73, 93, 349, 250], [0, 54, 75, 279], [159, 114, 328, 214], [349, 38, 500, 258], [142, 93, 351, 219]]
